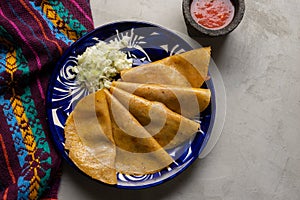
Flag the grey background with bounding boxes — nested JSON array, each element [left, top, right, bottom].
[[58, 0, 300, 199]]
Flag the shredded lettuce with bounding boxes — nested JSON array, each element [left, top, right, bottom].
[[72, 38, 132, 92]]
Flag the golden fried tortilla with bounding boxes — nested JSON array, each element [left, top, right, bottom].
[[109, 86, 200, 149], [65, 114, 117, 184], [120, 47, 211, 88], [64, 89, 117, 184], [111, 81, 211, 118], [178, 47, 211, 81], [104, 90, 174, 175]]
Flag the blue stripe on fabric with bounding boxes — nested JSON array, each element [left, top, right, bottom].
[[0, 52, 6, 74], [52, 2, 87, 37], [0, 97, 28, 168], [0, 97, 31, 200], [20, 87, 52, 197], [21, 86, 51, 154], [17, 176, 30, 199], [29, 1, 73, 45]]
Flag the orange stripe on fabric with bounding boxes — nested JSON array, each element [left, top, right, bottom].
[[3, 188, 9, 200], [0, 134, 16, 184], [41, 2, 79, 41], [19, 0, 63, 55], [6, 50, 40, 199], [6, 50, 17, 96], [6, 50, 17, 74], [10, 94, 40, 200]]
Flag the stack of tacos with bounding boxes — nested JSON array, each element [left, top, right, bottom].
[[64, 47, 211, 185]]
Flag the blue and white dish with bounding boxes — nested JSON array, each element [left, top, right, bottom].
[[46, 21, 215, 189]]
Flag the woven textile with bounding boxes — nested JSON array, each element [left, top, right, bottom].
[[0, 0, 94, 199]]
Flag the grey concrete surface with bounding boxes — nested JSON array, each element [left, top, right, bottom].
[[58, 0, 300, 199]]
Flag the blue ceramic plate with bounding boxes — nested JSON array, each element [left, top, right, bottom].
[[46, 21, 215, 189]]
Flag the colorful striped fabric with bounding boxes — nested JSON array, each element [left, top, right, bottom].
[[0, 1, 94, 199]]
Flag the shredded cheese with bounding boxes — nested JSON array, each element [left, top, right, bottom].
[[72, 38, 132, 92]]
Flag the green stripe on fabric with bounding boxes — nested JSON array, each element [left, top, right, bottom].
[[51, 2, 87, 38], [14, 43, 51, 198]]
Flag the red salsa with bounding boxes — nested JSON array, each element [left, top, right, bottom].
[[191, 0, 235, 30]]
